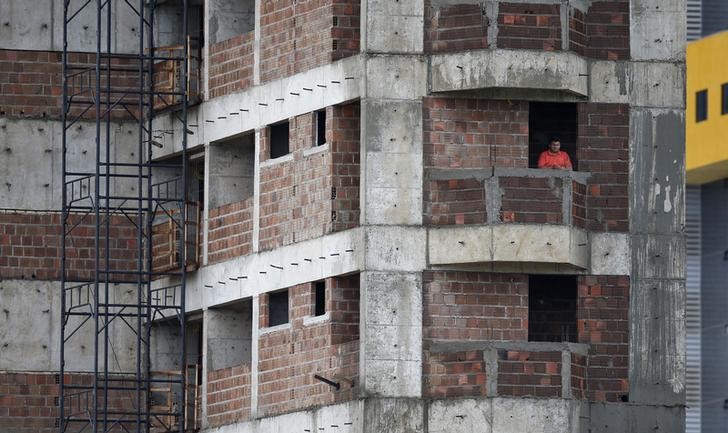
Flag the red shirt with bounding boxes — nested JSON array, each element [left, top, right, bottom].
[[537, 150, 572, 169]]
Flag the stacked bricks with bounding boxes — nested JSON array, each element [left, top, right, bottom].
[[257, 275, 359, 417], [0, 372, 137, 433], [572, 179, 587, 229], [423, 272, 529, 342], [259, 0, 359, 84], [569, 8, 587, 56], [497, 350, 562, 397], [208, 32, 255, 99], [206, 364, 252, 427], [0, 50, 140, 120], [424, 3, 488, 54], [0, 211, 138, 282], [424, 178, 487, 225], [577, 275, 630, 402], [423, 97, 529, 170], [207, 198, 254, 265], [585, 1, 630, 60], [423, 350, 486, 398], [571, 352, 588, 400], [577, 103, 629, 232], [497, 3, 562, 51], [498, 176, 563, 224], [258, 103, 359, 251]]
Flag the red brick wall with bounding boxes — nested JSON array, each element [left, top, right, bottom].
[[577, 275, 629, 402], [259, 0, 359, 83], [257, 276, 359, 417], [569, 8, 587, 56], [423, 350, 486, 398], [207, 198, 254, 265], [208, 32, 254, 99], [423, 271, 529, 341], [259, 103, 359, 251], [424, 97, 529, 169], [585, 1, 630, 60], [424, 179, 487, 225], [497, 3, 561, 51], [572, 180, 587, 229], [0, 211, 137, 282], [0, 372, 137, 433], [206, 364, 252, 427], [571, 352, 587, 400], [0, 50, 139, 119], [425, 3, 488, 54], [577, 103, 629, 232], [497, 350, 562, 397], [499, 176, 563, 224]]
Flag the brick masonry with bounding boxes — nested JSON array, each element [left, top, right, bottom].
[[0, 372, 137, 433], [497, 3, 561, 51], [259, 103, 359, 251], [499, 176, 564, 224], [425, 3, 488, 54], [207, 364, 252, 427], [423, 271, 630, 402], [577, 275, 630, 402], [207, 198, 254, 265], [0, 211, 138, 282], [256, 275, 359, 418], [0, 50, 140, 120], [585, 1, 630, 60], [259, 0, 359, 84], [577, 103, 629, 232], [208, 32, 255, 100]]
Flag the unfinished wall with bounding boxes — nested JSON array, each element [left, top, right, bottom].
[[259, 0, 359, 83], [208, 33, 255, 99], [256, 276, 359, 418], [422, 271, 629, 403], [258, 103, 360, 251]]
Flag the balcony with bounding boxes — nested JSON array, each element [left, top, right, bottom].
[[425, 167, 589, 270]]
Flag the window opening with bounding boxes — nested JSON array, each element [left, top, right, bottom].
[[528, 275, 577, 342], [314, 281, 326, 316], [697, 89, 708, 122], [268, 289, 289, 326], [529, 102, 577, 170], [270, 121, 290, 159], [315, 110, 327, 146], [722, 84, 728, 115]]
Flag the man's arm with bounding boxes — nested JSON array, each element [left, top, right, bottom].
[[563, 152, 573, 170], [537, 151, 548, 168]]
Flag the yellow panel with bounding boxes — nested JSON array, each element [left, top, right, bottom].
[[686, 31, 728, 185]]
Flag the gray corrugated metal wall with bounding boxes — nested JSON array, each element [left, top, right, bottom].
[[701, 181, 728, 433], [687, 0, 702, 41], [702, 0, 728, 37], [686, 186, 701, 433]]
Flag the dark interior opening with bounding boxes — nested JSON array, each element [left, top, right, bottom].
[[529, 102, 578, 169], [268, 289, 289, 326], [316, 110, 326, 146], [528, 275, 578, 342], [270, 121, 290, 159], [314, 281, 326, 316]]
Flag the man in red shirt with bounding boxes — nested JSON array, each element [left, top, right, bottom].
[[537, 138, 573, 170]]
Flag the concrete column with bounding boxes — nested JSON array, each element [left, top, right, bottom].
[[626, 0, 686, 425], [358, 0, 426, 403]]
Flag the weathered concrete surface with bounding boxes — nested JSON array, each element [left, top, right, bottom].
[[0, 280, 137, 372], [588, 402, 684, 433], [208, 0, 255, 44], [208, 133, 255, 208], [0, 119, 139, 210], [206, 303, 253, 370], [361, 272, 422, 398], [628, 0, 686, 415], [430, 50, 588, 98], [362, 0, 423, 53]]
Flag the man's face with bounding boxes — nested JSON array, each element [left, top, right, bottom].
[[549, 140, 561, 153]]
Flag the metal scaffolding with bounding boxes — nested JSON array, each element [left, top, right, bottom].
[[60, 0, 191, 431]]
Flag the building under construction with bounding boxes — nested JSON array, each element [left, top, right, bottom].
[[0, 0, 686, 432]]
